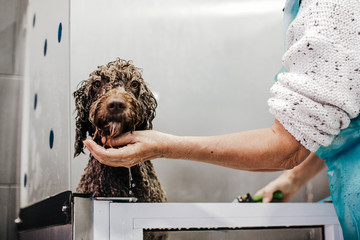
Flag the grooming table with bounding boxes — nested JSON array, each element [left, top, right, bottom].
[[17, 192, 343, 240]]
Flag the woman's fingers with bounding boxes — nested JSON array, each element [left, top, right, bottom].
[[101, 132, 135, 147], [261, 189, 274, 203], [83, 139, 139, 168], [255, 188, 274, 203], [83, 130, 167, 168]]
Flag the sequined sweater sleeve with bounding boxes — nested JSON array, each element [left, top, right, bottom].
[[268, 0, 360, 152]]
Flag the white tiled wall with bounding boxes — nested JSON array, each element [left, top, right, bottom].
[[0, 0, 27, 239]]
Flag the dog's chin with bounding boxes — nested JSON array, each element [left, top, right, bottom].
[[93, 121, 125, 141], [104, 121, 124, 138]]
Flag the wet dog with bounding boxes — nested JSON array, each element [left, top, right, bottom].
[[73, 58, 166, 202]]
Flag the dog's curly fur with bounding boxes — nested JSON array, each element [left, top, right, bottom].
[[74, 58, 166, 203]]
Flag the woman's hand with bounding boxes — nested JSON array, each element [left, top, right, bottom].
[[83, 130, 168, 168], [255, 153, 325, 203], [255, 171, 301, 203]]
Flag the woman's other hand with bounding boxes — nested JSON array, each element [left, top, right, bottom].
[[255, 153, 326, 203], [255, 171, 301, 203]]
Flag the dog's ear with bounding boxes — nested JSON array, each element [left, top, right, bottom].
[[73, 82, 92, 157], [139, 85, 157, 130]]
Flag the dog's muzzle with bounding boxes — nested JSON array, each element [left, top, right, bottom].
[[90, 89, 138, 139], [106, 97, 127, 121]]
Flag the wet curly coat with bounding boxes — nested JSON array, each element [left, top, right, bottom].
[[73, 58, 166, 202]]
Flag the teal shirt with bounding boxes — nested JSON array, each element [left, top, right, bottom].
[[281, 0, 360, 238]]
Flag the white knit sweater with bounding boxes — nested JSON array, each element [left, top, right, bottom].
[[268, 0, 360, 152]]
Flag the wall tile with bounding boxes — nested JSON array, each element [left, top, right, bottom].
[[0, 77, 22, 184]]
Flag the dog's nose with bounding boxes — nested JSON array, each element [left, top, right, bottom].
[[107, 99, 126, 113]]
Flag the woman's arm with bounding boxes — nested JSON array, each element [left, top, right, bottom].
[[255, 153, 326, 202], [83, 120, 310, 170]]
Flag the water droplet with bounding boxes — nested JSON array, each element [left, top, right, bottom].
[[128, 168, 134, 196], [129, 168, 133, 181]]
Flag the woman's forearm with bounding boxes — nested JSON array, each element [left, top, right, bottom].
[[163, 120, 311, 171]]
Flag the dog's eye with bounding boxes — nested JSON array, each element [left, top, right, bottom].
[[130, 80, 140, 89], [93, 80, 102, 88]]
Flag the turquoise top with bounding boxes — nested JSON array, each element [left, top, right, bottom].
[[282, 1, 360, 238]]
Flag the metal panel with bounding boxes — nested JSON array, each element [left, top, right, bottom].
[[0, 0, 18, 74], [0, 1, 27, 240], [73, 196, 93, 240], [108, 202, 343, 240], [325, 225, 344, 240], [0, 188, 10, 240], [93, 200, 111, 240], [18, 224, 72, 240], [21, 0, 70, 207], [69, 0, 330, 203], [0, 76, 22, 184], [145, 227, 323, 240], [0, 23, 15, 74], [0, 0, 17, 33], [73, 196, 110, 240], [0, 187, 19, 240], [7, 187, 19, 240], [17, 191, 72, 231]]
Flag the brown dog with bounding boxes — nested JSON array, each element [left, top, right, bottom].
[[73, 58, 166, 202]]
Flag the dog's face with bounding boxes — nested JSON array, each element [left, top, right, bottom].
[[73, 59, 157, 157]]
